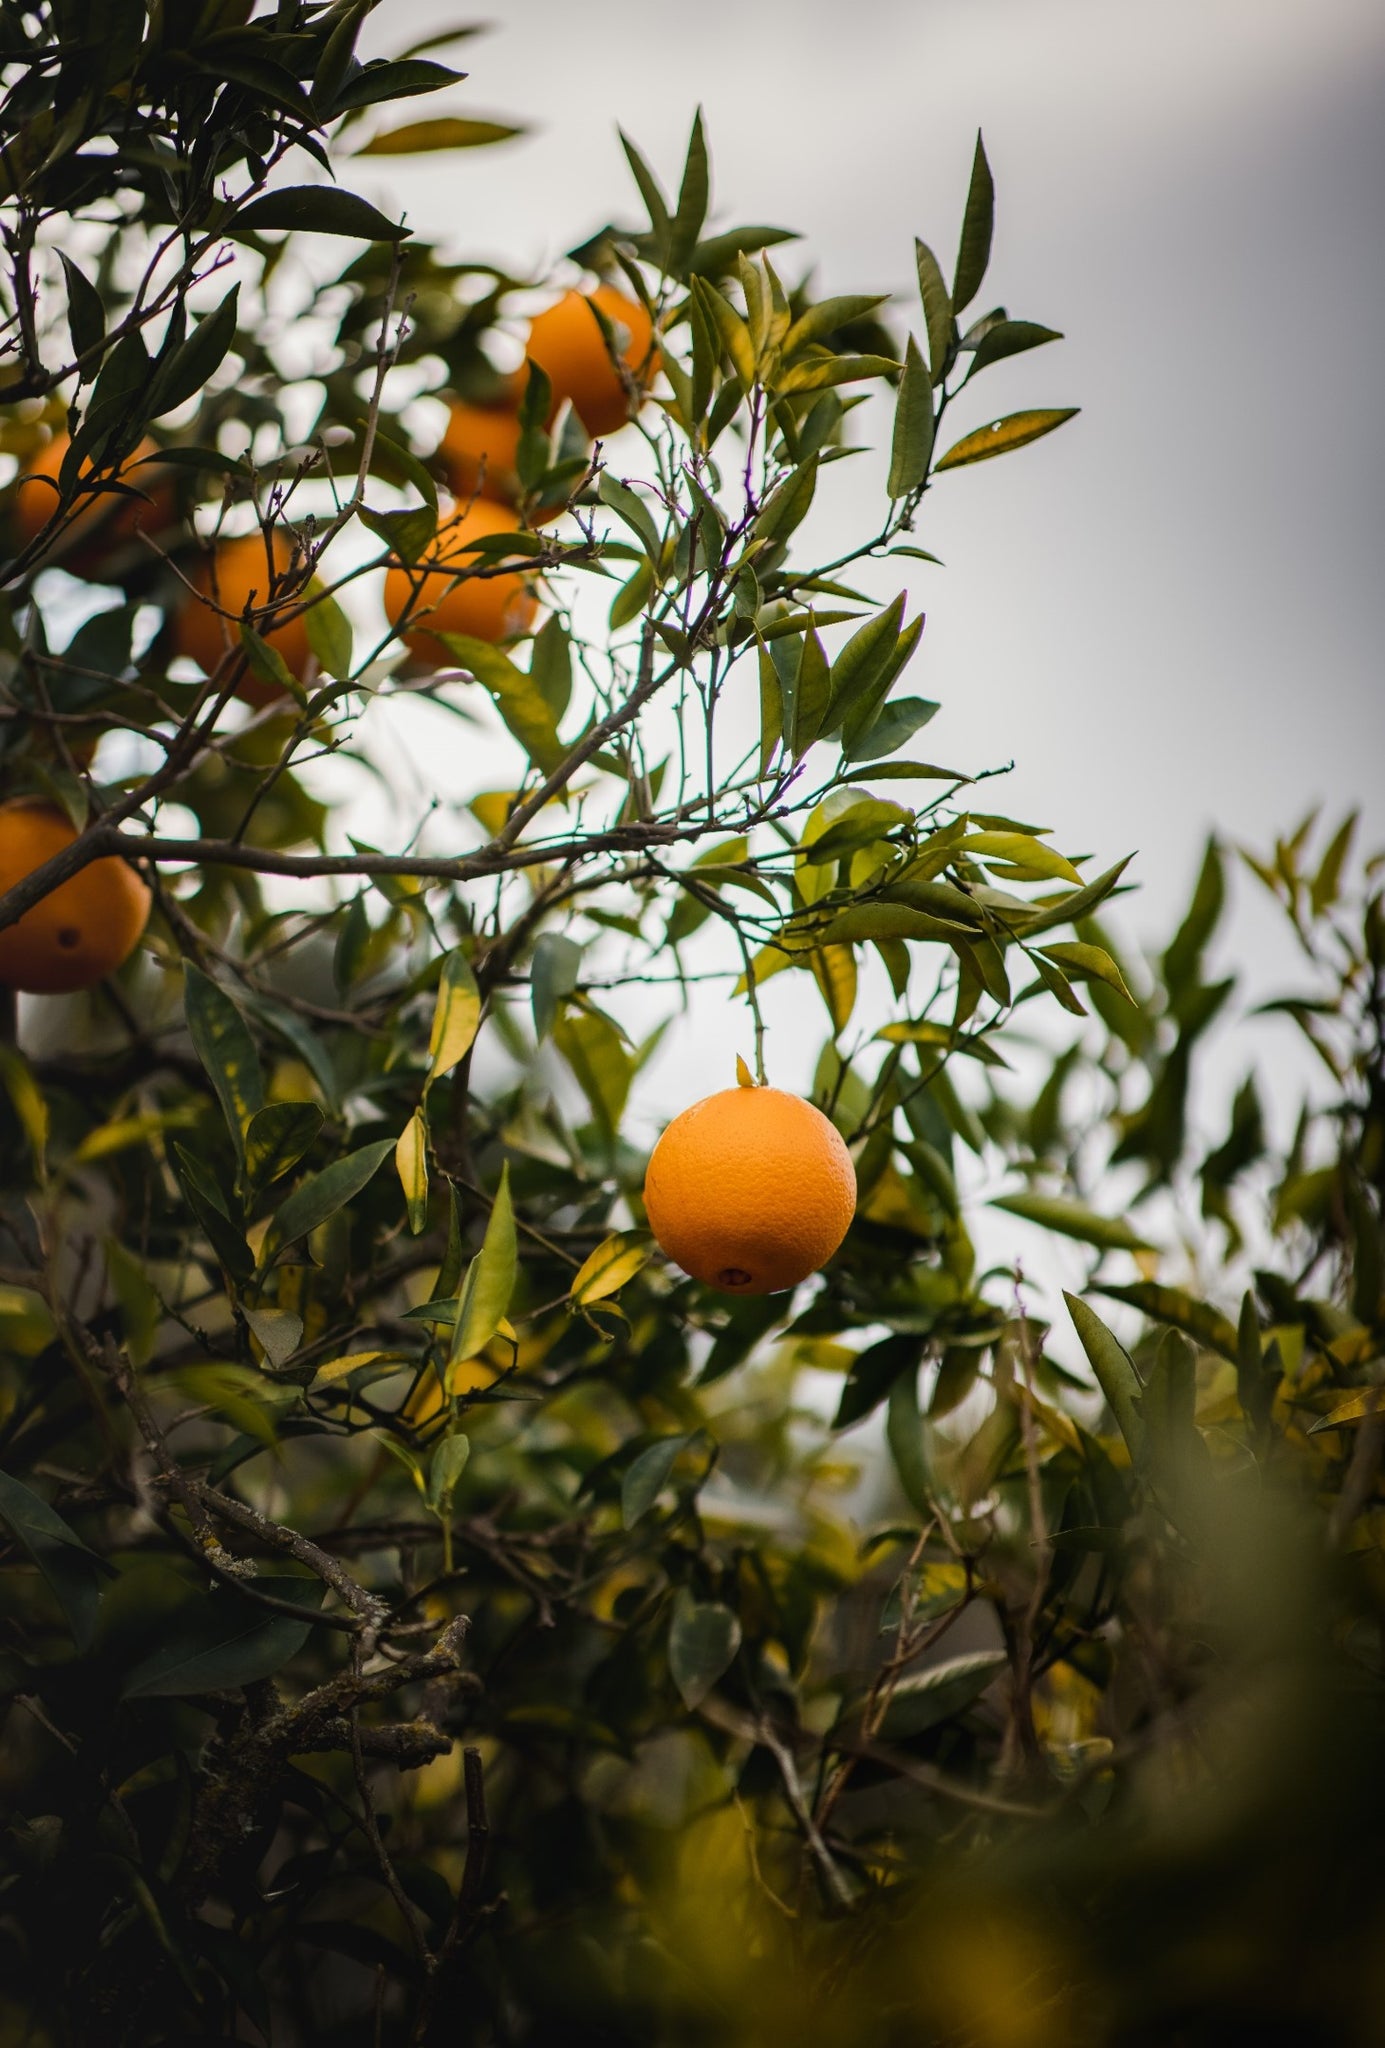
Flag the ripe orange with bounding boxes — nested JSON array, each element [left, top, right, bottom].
[[523, 285, 659, 439], [0, 798, 150, 994], [11, 432, 175, 572], [438, 399, 524, 505], [171, 531, 310, 705], [384, 500, 538, 660], [643, 1086, 857, 1294]]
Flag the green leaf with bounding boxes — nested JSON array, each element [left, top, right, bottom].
[[0, 1469, 109, 1651], [303, 586, 353, 679], [668, 107, 710, 273], [0, 1043, 48, 1175], [395, 1108, 429, 1235], [752, 454, 820, 546], [183, 965, 264, 1168], [427, 1432, 471, 1513], [448, 1163, 517, 1373], [436, 634, 563, 770], [1017, 855, 1135, 937], [963, 319, 1062, 379], [426, 948, 481, 1092], [823, 593, 906, 735], [570, 1230, 654, 1309], [914, 239, 952, 384], [834, 1335, 921, 1430], [530, 616, 573, 722], [554, 1009, 632, 1138], [669, 1591, 741, 1709], [150, 285, 239, 419], [244, 1101, 324, 1198], [935, 408, 1079, 472], [843, 694, 939, 764], [1310, 811, 1357, 916], [799, 798, 910, 865], [995, 1192, 1154, 1253], [598, 472, 662, 560], [887, 336, 934, 498], [781, 293, 890, 357], [876, 1649, 1007, 1739], [355, 117, 525, 154], [332, 56, 464, 114], [1094, 1281, 1239, 1364], [961, 831, 1079, 883], [531, 933, 582, 1042], [58, 253, 104, 372], [173, 1146, 256, 1283], [791, 622, 832, 758], [1064, 1293, 1146, 1460], [620, 129, 671, 247], [239, 624, 304, 706], [1037, 941, 1132, 1003], [819, 904, 974, 947], [885, 1368, 933, 1515], [121, 1577, 322, 1698], [757, 638, 782, 774], [233, 185, 409, 241], [622, 1433, 697, 1528], [267, 1139, 394, 1254], [692, 276, 756, 383], [952, 132, 994, 315]]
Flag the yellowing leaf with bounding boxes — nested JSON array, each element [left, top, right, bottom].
[[735, 1055, 755, 1088], [426, 948, 481, 1093], [570, 1231, 653, 1309], [395, 1108, 429, 1234], [935, 407, 1079, 472]]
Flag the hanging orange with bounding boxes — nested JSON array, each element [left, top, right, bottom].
[[0, 798, 150, 994], [438, 399, 524, 505], [384, 500, 538, 661], [523, 285, 659, 439], [643, 1086, 857, 1294], [171, 531, 311, 706], [10, 432, 175, 574]]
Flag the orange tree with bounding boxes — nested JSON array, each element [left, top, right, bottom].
[[3, 7, 1384, 2046]]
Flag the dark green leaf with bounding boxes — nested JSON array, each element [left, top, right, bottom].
[[58, 253, 103, 372], [268, 1139, 394, 1253], [244, 1101, 324, 1198], [184, 965, 264, 1167], [355, 117, 523, 154], [150, 286, 239, 419], [995, 1191, 1153, 1253], [622, 1434, 698, 1528], [887, 336, 934, 498], [669, 1591, 740, 1708], [952, 131, 994, 315], [0, 1469, 110, 1651], [1065, 1293, 1145, 1459], [668, 108, 710, 272], [121, 1577, 323, 1698], [234, 186, 409, 242], [531, 933, 582, 1042]]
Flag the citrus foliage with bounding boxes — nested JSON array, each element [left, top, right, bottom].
[[1, 7, 1382, 2045]]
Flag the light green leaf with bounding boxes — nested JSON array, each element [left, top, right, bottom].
[[1037, 942, 1133, 1003], [427, 1432, 471, 1512], [1064, 1293, 1146, 1460], [303, 585, 353, 679], [995, 1192, 1154, 1253], [448, 1164, 517, 1374], [436, 634, 563, 770], [532, 932, 582, 1042]]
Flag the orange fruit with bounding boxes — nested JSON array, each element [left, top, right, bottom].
[[11, 432, 175, 572], [523, 285, 659, 439], [643, 1086, 857, 1294], [438, 399, 524, 505], [0, 798, 150, 994], [171, 531, 310, 706], [384, 500, 538, 661]]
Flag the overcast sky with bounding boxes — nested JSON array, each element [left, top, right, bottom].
[[341, 0, 1385, 1183]]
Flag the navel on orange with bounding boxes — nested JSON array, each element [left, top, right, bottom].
[[523, 285, 659, 439], [0, 798, 150, 994], [643, 1086, 857, 1294], [384, 500, 538, 660]]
